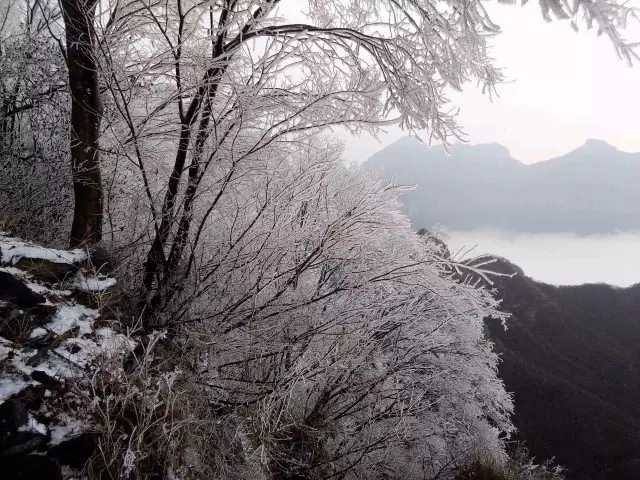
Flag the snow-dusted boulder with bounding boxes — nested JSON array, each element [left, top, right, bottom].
[[72, 274, 120, 312], [0, 236, 86, 283]]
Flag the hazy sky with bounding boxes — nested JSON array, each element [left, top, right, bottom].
[[282, 1, 640, 165], [274, 2, 640, 286]]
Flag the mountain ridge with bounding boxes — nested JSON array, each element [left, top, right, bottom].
[[366, 137, 640, 234], [377, 136, 631, 167]]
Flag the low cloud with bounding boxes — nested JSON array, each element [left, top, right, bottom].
[[443, 229, 640, 287]]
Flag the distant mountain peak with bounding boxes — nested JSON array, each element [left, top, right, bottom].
[[450, 142, 512, 159], [378, 135, 428, 154], [376, 137, 514, 159], [584, 138, 613, 148], [541, 137, 630, 166], [582, 138, 617, 151], [366, 136, 523, 173], [365, 134, 640, 235], [390, 135, 422, 146]]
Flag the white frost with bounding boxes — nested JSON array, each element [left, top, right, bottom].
[[73, 275, 116, 292], [34, 355, 83, 379], [95, 327, 136, 353]]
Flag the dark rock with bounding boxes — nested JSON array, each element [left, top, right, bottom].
[[28, 302, 58, 318], [0, 398, 28, 431], [31, 370, 60, 389], [73, 289, 103, 310], [73, 284, 119, 311], [62, 343, 81, 354], [14, 385, 48, 410], [0, 398, 48, 456], [98, 292, 127, 321], [74, 284, 123, 320], [3, 433, 47, 455], [0, 297, 55, 344], [0, 271, 45, 309], [14, 257, 78, 284], [1, 454, 62, 480], [50, 432, 96, 470], [89, 245, 114, 275]]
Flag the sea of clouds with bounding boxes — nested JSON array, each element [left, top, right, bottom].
[[443, 229, 640, 287]]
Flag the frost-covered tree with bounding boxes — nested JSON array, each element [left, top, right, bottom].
[[0, 0, 70, 245], [74, 0, 638, 320], [2, 0, 638, 256], [113, 136, 515, 479]]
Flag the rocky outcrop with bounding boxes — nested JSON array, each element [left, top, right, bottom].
[[0, 234, 132, 479]]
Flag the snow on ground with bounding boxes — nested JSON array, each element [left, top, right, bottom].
[[5, 345, 32, 375], [34, 354, 84, 380], [51, 329, 135, 374], [0, 265, 29, 277], [35, 304, 100, 338], [10, 299, 134, 385], [49, 417, 86, 445], [1, 236, 131, 476], [7, 299, 129, 384], [55, 337, 104, 369], [29, 327, 48, 339], [0, 235, 87, 265], [0, 373, 34, 403], [27, 304, 131, 378], [25, 282, 52, 294], [0, 337, 12, 361], [18, 412, 48, 436]]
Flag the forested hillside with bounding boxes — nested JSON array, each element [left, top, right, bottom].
[[484, 258, 640, 479]]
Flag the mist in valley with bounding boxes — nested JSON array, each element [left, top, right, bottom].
[[444, 229, 640, 287]]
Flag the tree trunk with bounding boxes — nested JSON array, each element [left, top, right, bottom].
[[61, 0, 103, 248]]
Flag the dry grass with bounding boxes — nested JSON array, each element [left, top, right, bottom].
[[456, 447, 564, 480], [80, 329, 186, 480]]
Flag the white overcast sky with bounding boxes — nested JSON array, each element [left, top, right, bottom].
[[281, 1, 640, 164]]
